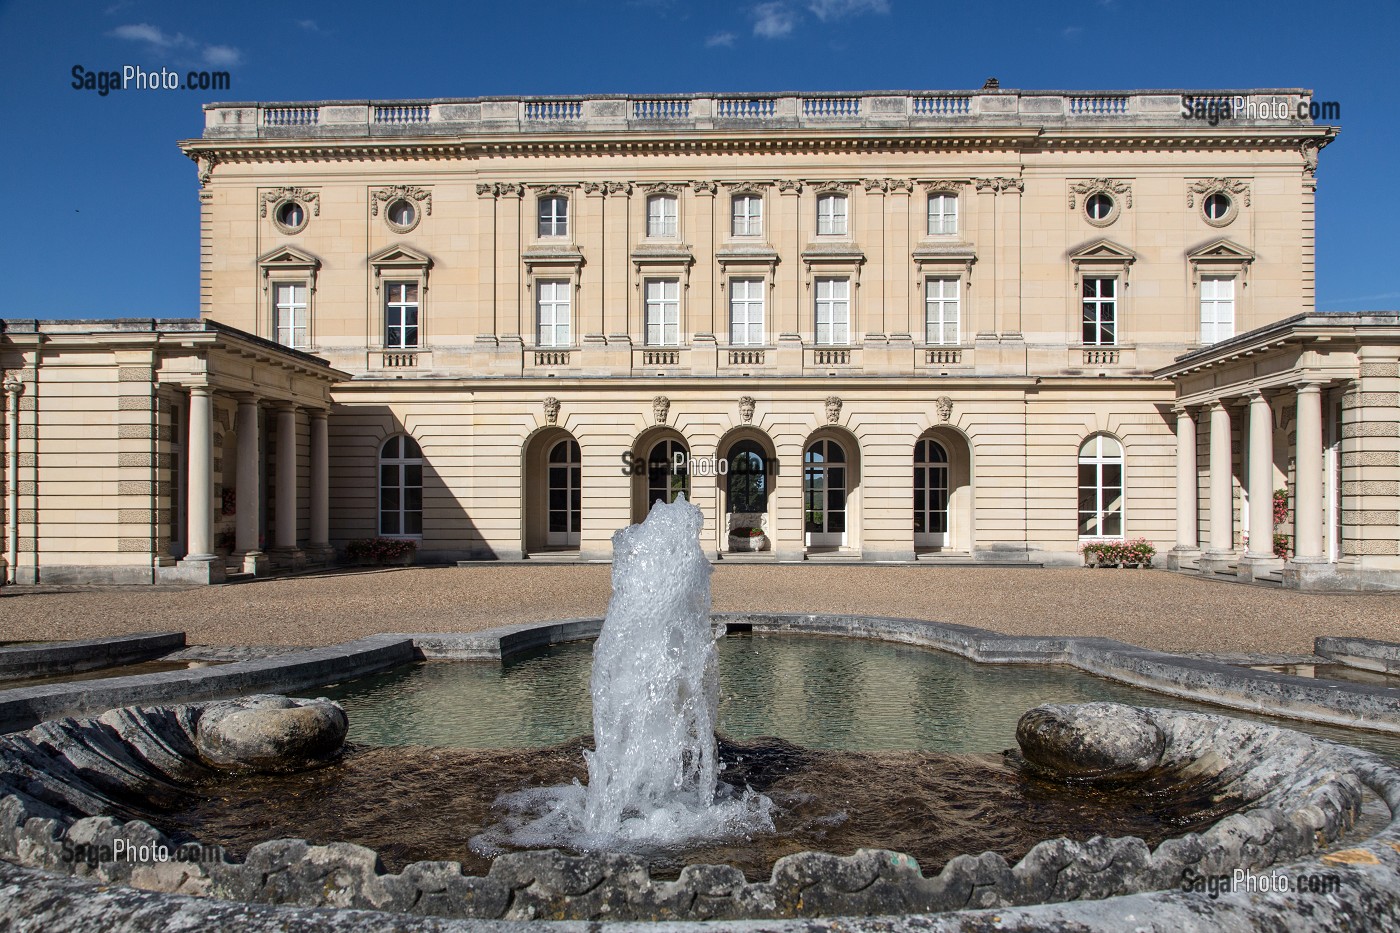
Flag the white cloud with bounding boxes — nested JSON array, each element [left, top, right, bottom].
[[808, 0, 889, 20], [203, 45, 241, 66], [110, 23, 193, 49], [1061, 25, 1083, 39], [706, 31, 737, 47], [752, 2, 796, 38], [297, 19, 320, 31]]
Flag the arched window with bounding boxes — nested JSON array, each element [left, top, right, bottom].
[[1078, 434, 1123, 538], [547, 438, 581, 547], [927, 192, 957, 235], [804, 438, 847, 547], [732, 193, 762, 237], [914, 439, 949, 547], [647, 438, 689, 506], [380, 435, 423, 537], [538, 195, 568, 238], [727, 440, 768, 514], [816, 193, 848, 236], [646, 194, 678, 238]]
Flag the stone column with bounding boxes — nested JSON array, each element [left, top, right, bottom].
[[177, 385, 224, 583], [308, 408, 331, 560], [234, 395, 267, 575], [1168, 406, 1199, 569], [274, 403, 301, 560], [1285, 381, 1331, 587], [4, 375, 23, 584], [1203, 401, 1234, 566], [1241, 391, 1278, 576]]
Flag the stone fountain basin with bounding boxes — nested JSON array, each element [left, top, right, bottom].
[[2, 691, 1397, 929]]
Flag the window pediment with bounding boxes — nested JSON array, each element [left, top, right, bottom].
[[631, 244, 693, 286], [257, 246, 322, 290], [1186, 238, 1255, 264], [913, 242, 976, 281], [1187, 237, 1255, 286], [369, 245, 432, 292], [523, 244, 585, 270], [717, 244, 779, 277], [1068, 238, 1138, 265]]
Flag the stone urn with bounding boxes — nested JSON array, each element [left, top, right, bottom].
[[728, 528, 770, 552]]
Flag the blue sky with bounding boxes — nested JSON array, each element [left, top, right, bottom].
[[0, 0, 1395, 317]]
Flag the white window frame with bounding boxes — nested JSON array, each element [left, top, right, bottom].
[[536, 279, 572, 347], [814, 277, 850, 345], [644, 278, 681, 346], [273, 281, 309, 349], [1082, 276, 1117, 347], [379, 435, 424, 539], [1078, 434, 1124, 540], [384, 281, 420, 349], [729, 277, 765, 346], [646, 194, 678, 238], [538, 195, 569, 238], [927, 192, 958, 236], [1200, 275, 1235, 345], [816, 193, 848, 236], [732, 194, 763, 237], [925, 277, 960, 346]]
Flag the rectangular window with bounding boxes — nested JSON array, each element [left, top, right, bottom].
[[814, 277, 850, 345], [729, 277, 765, 345], [732, 194, 762, 237], [644, 278, 680, 346], [925, 277, 959, 345], [647, 195, 678, 238], [1081, 277, 1117, 346], [536, 279, 572, 347], [927, 193, 958, 235], [816, 194, 847, 236], [273, 282, 308, 348], [538, 196, 568, 238], [384, 282, 420, 349], [1200, 275, 1235, 345]]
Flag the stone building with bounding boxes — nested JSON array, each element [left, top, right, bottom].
[[3, 87, 1394, 588]]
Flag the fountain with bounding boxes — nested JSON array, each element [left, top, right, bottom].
[[472, 495, 774, 856], [1, 501, 1399, 928]]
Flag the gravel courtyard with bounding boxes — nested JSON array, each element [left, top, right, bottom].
[[0, 565, 1397, 655]]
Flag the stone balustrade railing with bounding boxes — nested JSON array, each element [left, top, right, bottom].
[[203, 89, 1316, 139]]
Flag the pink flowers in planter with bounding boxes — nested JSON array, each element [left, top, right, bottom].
[[1080, 537, 1156, 568]]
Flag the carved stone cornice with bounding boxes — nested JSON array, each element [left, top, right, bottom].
[[526, 183, 578, 196], [196, 153, 218, 188], [1069, 178, 1132, 210], [690, 180, 718, 195], [721, 180, 774, 191], [642, 182, 683, 195], [370, 185, 432, 217], [495, 183, 524, 198], [1187, 177, 1251, 208], [808, 181, 854, 194], [886, 178, 914, 193], [920, 179, 969, 193], [603, 181, 632, 196], [775, 180, 802, 193], [861, 178, 888, 193], [259, 186, 320, 218], [475, 183, 496, 196], [973, 177, 1023, 193]]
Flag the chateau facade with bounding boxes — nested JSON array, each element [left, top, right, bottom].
[[5, 88, 1396, 587]]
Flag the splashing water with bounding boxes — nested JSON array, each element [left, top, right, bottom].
[[470, 495, 774, 855]]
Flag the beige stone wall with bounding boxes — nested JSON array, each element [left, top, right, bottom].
[[0, 343, 162, 584], [325, 380, 1175, 564]]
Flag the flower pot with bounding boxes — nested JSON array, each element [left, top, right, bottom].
[[728, 533, 769, 552]]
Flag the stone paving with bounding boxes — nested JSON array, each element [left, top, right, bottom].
[[0, 566, 1396, 655]]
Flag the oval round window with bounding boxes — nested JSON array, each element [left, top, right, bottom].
[[388, 199, 416, 228], [274, 200, 307, 233], [1085, 192, 1115, 223], [1203, 192, 1233, 224]]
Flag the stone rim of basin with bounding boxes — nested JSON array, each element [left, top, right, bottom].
[[0, 694, 1388, 923]]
